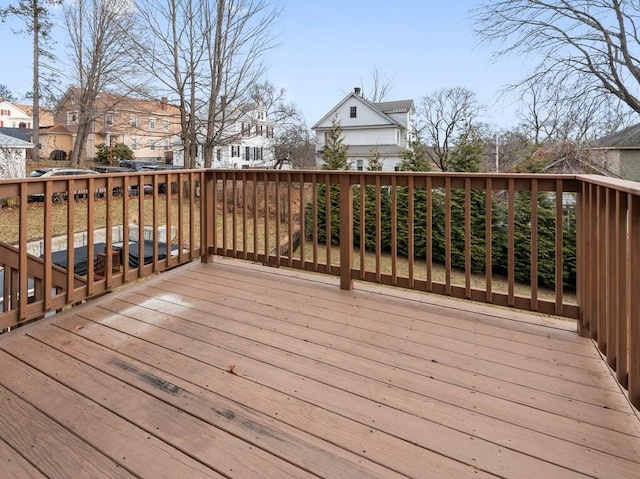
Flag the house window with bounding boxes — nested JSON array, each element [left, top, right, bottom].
[[105, 113, 114, 126], [131, 138, 137, 150], [149, 118, 156, 130], [356, 159, 364, 171], [163, 139, 170, 150], [256, 110, 266, 120], [163, 120, 169, 131], [150, 140, 156, 151], [0, 109, 10, 116], [245, 146, 251, 160], [231, 145, 240, 157], [216, 149, 222, 162], [130, 115, 137, 127], [67, 111, 78, 125], [350, 106, 357, 118], [396, 129, 400, 144]]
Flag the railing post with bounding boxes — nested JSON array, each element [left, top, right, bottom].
[[201, 171, 215, 263], [339, 173, 353, 290]]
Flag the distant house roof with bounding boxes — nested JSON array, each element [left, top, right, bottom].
[[15, 103, 55, 127], [312, 91, 415, 130], [55, 87, 182, 118], [594, 123, 640, 149], [0, 132, 34, 148], [373, 100, 414, 113], [0, 127, 32, 143]]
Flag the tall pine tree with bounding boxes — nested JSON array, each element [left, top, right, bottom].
[[307, 118, 349, 245]]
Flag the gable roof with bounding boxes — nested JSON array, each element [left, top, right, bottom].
[[594, 123, 640, 149], [0, 132, 33, 148], [312, 92, 414, 130]]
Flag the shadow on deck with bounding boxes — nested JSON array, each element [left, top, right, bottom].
[[1, 259, 639, 478]]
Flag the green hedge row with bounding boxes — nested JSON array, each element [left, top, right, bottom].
[[305, 184, 577, 290]]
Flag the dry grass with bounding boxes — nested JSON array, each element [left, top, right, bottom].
[[0, 195, 201, 246]]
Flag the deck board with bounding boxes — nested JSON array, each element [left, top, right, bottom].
[[1, 259, 639, 478]]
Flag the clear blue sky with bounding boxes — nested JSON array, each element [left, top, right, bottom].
[[0, 0, 529, 128]]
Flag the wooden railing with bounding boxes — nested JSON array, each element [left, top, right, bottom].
[[0, 169, 205, 331], [1, 169, 638, 409]]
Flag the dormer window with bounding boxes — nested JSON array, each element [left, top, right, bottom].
[[350, 106, 357, 118], [105, 113, 114, 126]]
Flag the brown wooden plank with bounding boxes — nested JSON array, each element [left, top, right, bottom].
[[191, 262, 596, 356], [0, 384, 135, 479], [136, 277, 613, 389], [0, 350, 223, 479], [52, 309, 621, 478], [1, 332, 317, 479], [40, 316, 494, 479], [0, 438, 46, 479], [103, 286, 640, 453]]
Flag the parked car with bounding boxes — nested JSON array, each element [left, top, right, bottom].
[[27, 168, 104, 202]]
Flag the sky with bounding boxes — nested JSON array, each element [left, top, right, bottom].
[[0, 0, 531, 129]]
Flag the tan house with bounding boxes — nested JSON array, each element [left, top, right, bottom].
[[49, 88, 182, 163]]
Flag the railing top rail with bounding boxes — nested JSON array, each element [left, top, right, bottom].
[[576, 174, 640, 195], [203, 169, 581, 180]]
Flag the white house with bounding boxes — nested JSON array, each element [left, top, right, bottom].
[[173, 106, 277, 169], [0, 99, 32, 129], [0, 132, 32, 179], [312, 88, 415, 171]]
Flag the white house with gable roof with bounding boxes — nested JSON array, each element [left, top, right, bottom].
[[0, 98, 32, 129], [312, 88, 415, 171]]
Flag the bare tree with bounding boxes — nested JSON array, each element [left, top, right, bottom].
[[417, 87, 482, 171], [360, 68, 394, 102], [520, 78, 631, 143], [201, 0, 281, 168], [1, 0, 60, 161], [137, 0, 207, 168], [63, 0, 139, 165], [474, 1, 640, 115]]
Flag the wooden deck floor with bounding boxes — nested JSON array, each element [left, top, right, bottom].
[[1, 259, 639, 478]]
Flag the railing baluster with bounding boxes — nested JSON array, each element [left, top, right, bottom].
[[485, 178, 492, 303], [359, 174, 366, 280], [555, 180, 563, 316], [464, 177, 471, 299], [629, 193, 640, 409], [426, 177, 433, 292], [507, 178, 515, 306], [445, 177, 452, 295], [408, 176, 415, 289], [391, 175, 397, 285], [531, 179, 539, 311]]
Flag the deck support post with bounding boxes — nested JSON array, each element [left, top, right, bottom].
[[339, 174, 353, 290]]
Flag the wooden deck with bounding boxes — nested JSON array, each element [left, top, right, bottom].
[[1, 259, 639, 479]]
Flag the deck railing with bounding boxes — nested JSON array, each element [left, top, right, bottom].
[[0, 169, 205, 331], [1, 169, 638, 409]]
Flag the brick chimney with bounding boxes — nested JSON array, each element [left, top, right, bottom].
[[354, 87, 361, 96], [160, 96, 168, 110]]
